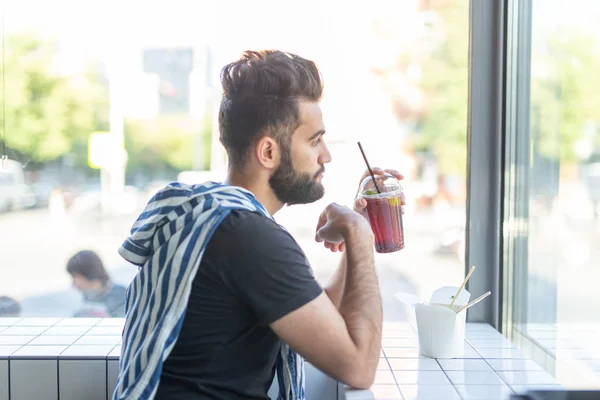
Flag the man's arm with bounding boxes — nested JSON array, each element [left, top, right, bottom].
[[270, 205, 382, 389], [324, 253, 346, 308]]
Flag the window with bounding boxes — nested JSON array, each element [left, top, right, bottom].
[[0, 0, 468, 319], [504, 0, 600, 388]]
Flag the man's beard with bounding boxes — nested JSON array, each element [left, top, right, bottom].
[[269, 148, 325, 206]]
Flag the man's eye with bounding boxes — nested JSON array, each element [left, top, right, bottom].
[[313, 138, 322, 147]]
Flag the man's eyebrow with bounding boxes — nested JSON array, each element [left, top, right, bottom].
[[309, 130, 326, 140]]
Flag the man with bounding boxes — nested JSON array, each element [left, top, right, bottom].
[[114, 50, 403, 400], [66, 250, 127, 317], [0, 296, 21, 317]]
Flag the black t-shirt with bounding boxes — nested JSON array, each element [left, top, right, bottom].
[[155, 209, 323, 400]]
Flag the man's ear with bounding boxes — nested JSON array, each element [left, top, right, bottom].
[[255, 136, 280, 170]]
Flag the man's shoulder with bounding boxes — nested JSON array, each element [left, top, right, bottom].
[[212, 209, 304, 258], [219, 209, 287, 238]]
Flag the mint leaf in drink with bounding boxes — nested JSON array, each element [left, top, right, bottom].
[[364, 189, 378, 195]]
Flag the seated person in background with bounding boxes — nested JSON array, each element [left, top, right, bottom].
[[67, 250, 126, 317], [0, 296, 22, 317]]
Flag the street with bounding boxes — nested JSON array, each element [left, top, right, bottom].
[[0, 200, 465, 321]]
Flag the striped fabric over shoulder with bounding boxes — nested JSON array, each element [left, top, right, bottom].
[[112, 181, 305, 400]]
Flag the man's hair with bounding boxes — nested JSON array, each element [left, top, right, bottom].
[[219, 50, 323, 169], [66, 250, 109, 285]]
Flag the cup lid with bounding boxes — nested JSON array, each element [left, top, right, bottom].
[[359, 173, 402, 197]]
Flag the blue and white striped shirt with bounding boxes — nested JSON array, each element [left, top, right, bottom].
[[113, 182, 305, 400]]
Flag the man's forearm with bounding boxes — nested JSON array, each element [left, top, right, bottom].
[[324, 253, 347, 308], [338, 227, 382, 373]]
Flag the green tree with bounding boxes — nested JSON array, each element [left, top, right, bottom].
[[415, 0, 469, 177], [124, 115, 211, 175], [0, 33, 108, 165], [531, 30, 600, 162]]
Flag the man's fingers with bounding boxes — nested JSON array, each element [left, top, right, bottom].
[[384, 169, 404, 180], [354, 197, 367, 210]]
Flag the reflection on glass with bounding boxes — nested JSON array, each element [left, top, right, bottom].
[[511, 0, 600, 389], [0, 0, 468, 320]]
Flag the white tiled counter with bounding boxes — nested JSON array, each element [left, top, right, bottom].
[[1, 318, 563, 400], [341, 322, 562, 400], [0, 317, 122, 400], [0, 317, 337, 400]]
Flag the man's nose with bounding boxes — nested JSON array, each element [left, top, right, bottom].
[[319, 143, 332, 164]]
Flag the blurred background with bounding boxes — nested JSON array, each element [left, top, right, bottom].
[[0, 0, 599, 387], [0, 0, 471, 319]]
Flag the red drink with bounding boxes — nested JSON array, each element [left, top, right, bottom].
[[364, 195, 405, 253]]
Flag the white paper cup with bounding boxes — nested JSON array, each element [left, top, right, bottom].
[[415, 303, 466, 359]]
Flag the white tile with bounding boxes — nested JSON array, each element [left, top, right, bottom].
[[29, 335, 81, 346], [0, 336, 35, 345], [74, 335, 121, 346], [107, 360, 120, 398], [373, 370, 396, 384], [497, 370, 557, 385], [437, 359, 492, 371], [59, 359, 106, 400], [445, 370, 505, 385], [377, 358, 390, 370], [382, 338, 418, 347], [486, 359, 544, 371], [96, 318, 126, 327], [399, 384, 460, 400], [0, 346, 21, 358], [437, 347, 482, 359], [454, 384, 513, 400], [393, 370, 450, 385], [59, 345, 114, 359], [383, 329, 418, 339], [510, 384, 564, 394], [108, 346, 121, 359], [344, 388, 375, 400], [0, 326, 48, 335], [10, 359, 58, 399], [383, 322, 414, 330], [388, 358, 441, 371], [476, 348, 525, 359], [369, 385, 403, 399], [13, 318, 61, 327], [55, 318, 101, 327], [385, 348, 422, 358], [381, 331, 418, 340], [11, 345, 68, 358], [86, 326, 123, 336], [467, 338, 516, 349], [465, 330, 505, 339], [43, 326, 92, 335], [0, 318, 20, 327], [0, 328, 4, 334], [466, 323, 495, 331], [0, 360, 7, 400]]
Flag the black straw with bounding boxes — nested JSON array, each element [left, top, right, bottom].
[[357, 142, 382, 194]]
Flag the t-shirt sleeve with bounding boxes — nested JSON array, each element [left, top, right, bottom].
[[215, 210, 323, 325]]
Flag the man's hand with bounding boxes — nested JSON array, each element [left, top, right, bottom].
[[316, 167, 406, 253], [353, 167, 406, 215], [315, 203, 371, 253]]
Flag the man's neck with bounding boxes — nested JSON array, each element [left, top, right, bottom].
[[225, 170, 284, 216]]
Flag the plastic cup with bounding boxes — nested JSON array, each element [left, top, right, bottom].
[[358, 173, 405, 253]]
